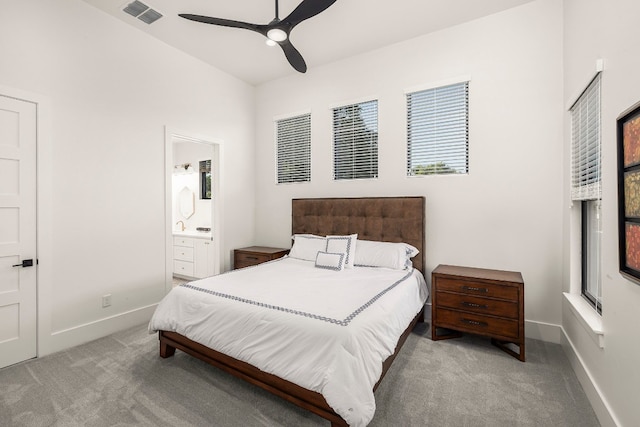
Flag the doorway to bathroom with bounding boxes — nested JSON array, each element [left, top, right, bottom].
[[164, 128, 222, 293]]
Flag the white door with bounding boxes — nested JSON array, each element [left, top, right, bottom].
[[0, 95, 37, 368]]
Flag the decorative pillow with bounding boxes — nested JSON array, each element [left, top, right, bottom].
[[354, 239, 419, 270], [289, 234, 327, 262], [314, 251, 346, 271], [326, 234, 357, 268]]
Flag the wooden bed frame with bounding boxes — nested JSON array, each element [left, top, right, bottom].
[[158, 196, 426, 426]]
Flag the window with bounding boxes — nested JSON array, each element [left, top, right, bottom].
[[406, 81, 469, 175], [570, 73, 602, 313], [333, 100, 378, 180], [276, 113, 311, 184], [582, 200, 602, 313], [199, 159, 211, 199]]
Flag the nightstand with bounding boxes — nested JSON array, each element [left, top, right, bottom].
[[233, 246, 289, 269], [431, 264, 525, 361]]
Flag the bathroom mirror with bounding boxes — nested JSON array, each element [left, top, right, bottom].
[[178, 186, 195, 219]]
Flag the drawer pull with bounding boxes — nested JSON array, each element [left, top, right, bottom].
[[462, 286, 488, 293], [462, 302, 488, 309], [246, 256, 258, 260], [462, 319, 488, 327]]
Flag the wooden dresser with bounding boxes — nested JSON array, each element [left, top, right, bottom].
[[233, 246, 289, 270], [431, 264, 525, 361]]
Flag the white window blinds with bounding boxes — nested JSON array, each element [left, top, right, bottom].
[[406, 82, 469, 175], [570, 74, 601, 201], [276, 113, 311, 184], [333, 100, 378, 180]]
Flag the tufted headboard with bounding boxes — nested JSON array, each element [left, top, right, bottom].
[[291, 197, 426, 274]]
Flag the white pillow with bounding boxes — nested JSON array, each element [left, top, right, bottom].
[[354, 239, 419, 270], [315, 251, 346, 271], [289, 234, 327, 262], [326, 234, 357, 268]]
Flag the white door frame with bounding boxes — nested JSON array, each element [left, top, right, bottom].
[[164, 127, 223, 293], [0, 85, 54, 359]]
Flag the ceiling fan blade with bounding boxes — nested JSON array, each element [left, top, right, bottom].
[[280, 41, 307, 73], [179, 14, 265, 35], [283, 0, 337, 28]]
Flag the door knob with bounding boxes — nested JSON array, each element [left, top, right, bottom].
[[12, 259, 34, 268]]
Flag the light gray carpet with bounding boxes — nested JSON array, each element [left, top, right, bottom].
[[172, 276, 189, 288], [0, 322, 599, 427]]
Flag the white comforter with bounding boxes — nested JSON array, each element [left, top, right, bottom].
[[148, 257, 428, 426]]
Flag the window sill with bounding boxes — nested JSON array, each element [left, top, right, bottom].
[[563, 292, 604, 348]]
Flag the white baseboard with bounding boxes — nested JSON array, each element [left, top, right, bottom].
[[561, 328, 620, 427], [47, 304, 158, 355], [525, 319, 562, 343]]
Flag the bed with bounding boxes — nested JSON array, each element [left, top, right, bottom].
[[150, 197, 427, 426]]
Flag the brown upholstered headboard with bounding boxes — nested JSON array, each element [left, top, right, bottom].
[[291, 197, 426, 274]]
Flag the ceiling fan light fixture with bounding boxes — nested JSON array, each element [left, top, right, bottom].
[[267, 28, 287, 42], [179, 0, 338, 73]]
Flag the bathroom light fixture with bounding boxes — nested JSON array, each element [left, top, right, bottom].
[[174, 163, 194, 174]]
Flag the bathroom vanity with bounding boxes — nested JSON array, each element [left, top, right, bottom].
[[173, 231, 214, 279]]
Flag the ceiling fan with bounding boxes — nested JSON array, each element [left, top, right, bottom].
[[179, 0, 337, 73]]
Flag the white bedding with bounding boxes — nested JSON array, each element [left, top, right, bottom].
[[149, 257, 428, 426]]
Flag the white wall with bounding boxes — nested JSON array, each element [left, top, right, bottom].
[[254, 0, 564, 339], [0, 0, 255, 354], [563, 1, 640, 426]]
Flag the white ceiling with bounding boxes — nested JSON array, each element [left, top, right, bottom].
[[82, 0, 533, 86]]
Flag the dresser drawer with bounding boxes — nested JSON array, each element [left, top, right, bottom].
[[173, 246, 194, 262], [435, 308, 520, 340], [233, 247, 289, 269], [436, 277, 519, 301], [174, 236, 194, 247], [174, 260, 194, 277], [436, 291, 519, 319], [235, 252, 271, 268]]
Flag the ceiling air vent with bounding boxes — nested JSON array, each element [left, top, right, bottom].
[[138, 8, 163, 24], [123, 1, 163, 25]]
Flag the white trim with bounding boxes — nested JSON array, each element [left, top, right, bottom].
[[563, 292, 604, 348], [49, 304, 158, 354], [561, 327, 620, 427], [328, 95, 379, 111], [524, 319, 562, 344], [566, 59, 604, 110], [272, 109, 312, 123], [407, 173, 468, 180], [404, 75, 472, 95]]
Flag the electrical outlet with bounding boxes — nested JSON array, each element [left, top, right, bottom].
[[102, 294, 112, 308]]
